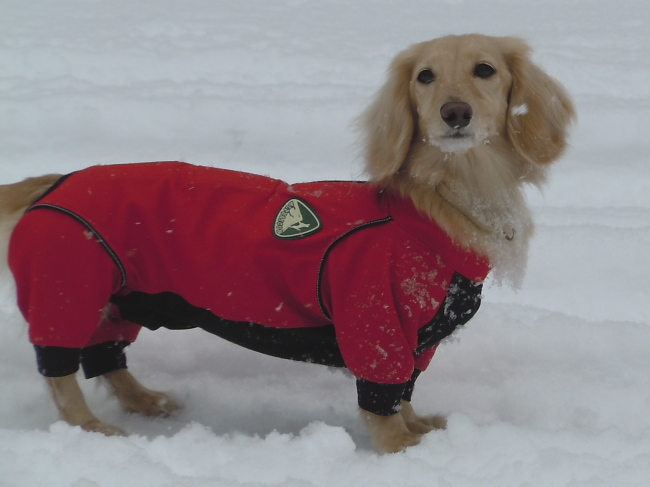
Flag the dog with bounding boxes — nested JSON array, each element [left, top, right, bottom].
[[0, 34, 574, 454]]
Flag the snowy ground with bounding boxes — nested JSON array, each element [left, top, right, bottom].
[[1, 1, 649, 485]]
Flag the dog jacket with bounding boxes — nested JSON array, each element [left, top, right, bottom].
[[10, 161, 490, 415]]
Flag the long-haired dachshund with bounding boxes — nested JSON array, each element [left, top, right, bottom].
[[0, 34, 574, 453]]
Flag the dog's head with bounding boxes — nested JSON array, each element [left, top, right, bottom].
[[361, 34, 576, 187]]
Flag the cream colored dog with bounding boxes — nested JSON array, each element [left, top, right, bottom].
[[0, 35, 574, 453]]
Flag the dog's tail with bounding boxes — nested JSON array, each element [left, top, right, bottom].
[[0, 174, 61, 216], [0, 174, 62, 275]]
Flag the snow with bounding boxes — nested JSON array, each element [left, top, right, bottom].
[[511, 104, 529, 116], [1, 0, 649, 485], [426, 125, 489, 155]]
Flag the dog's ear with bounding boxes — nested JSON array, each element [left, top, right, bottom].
[[504, 38, 576, 166], [360, 46, 418, 183]]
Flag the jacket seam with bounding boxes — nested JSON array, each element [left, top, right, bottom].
[[316, 216, 393, 320], [27, 203, 128, 287]]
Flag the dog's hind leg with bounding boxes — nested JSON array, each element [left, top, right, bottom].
[[47, 374, 126, 435], [103, 368, 180, 418], [80, 318, 181, 419]]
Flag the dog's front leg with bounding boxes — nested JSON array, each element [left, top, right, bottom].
[[361, 408, 424, 454], [47, 374, 125, 435], [103, 369, 180, 417]]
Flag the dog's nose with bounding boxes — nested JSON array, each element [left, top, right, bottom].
[[440, 102, 473, 129]]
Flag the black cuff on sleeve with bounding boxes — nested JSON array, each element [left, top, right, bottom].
[[401, 369, 422, 402], [34, 345, 81, 377], [80, 341, 130, 379], [356, 378, 407, 416]]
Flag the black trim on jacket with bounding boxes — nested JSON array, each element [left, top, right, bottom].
[[34, 340, 129, 379], [415, 272, 483, 354]]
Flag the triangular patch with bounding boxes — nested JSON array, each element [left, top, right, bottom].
[[273, 198, 322, 239]]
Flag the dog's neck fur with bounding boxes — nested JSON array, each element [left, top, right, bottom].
[[374, 136, 542, 287]]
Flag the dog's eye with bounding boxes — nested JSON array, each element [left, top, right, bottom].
[[474, 63, 496, 79], [416, 69, 435, 84]]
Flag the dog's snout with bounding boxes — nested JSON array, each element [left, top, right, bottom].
[[440, 102, 473, 129]]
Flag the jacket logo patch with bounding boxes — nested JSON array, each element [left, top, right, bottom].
[[274, 198, 322, 239]]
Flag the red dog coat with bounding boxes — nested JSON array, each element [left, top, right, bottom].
[[9, 161, 490, 415]]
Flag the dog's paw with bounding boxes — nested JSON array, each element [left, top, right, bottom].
[[361, 408, 425, 454], [404, 414, 447, 434], [400, 400, 447, 434], [81, 419, 127, 436], [377, 430, 424, 454], [122, 389, 182, 418], [104, 369, 182, 418]]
